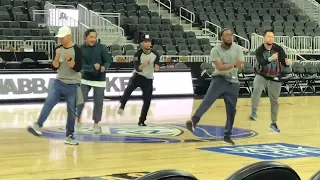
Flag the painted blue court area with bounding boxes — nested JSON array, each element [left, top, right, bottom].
[[198, 143, 320, 160]]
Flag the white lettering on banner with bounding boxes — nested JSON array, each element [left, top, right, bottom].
[[221, 144, 320, 158], [0, 72, 194, 100]]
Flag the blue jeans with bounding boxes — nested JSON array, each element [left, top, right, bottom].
[[37, 79, 78, 137], [192, 76, 240, 137]]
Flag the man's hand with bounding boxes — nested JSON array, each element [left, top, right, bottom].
[[100, 66, 105, 72], [268, 53, 278, 61], [234, 60, 244, 68], [285, 58, 293, 65], [94, 63, 100, 70], [143, 60, 150, 66], [65, 51, 71, 61]]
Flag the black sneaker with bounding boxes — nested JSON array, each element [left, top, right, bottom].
[[138, 120, 146, 126], [185, 120, 195, 132], [224, 136, 235, 145]]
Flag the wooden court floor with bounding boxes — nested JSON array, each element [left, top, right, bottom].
[[0, 96, 319, 180]]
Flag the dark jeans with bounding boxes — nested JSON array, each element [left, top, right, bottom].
[[192, 76, 240, 137], [119, 73, 153, 122], [37, 79, 78, 137], [77, 84, 105, 122]]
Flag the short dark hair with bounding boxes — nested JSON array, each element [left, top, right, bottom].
[[84, 29, 97, 37], [263, 30, 274, 36]]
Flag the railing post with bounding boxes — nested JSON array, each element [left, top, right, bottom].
[[155, 0, 171, 20], [179, 7, 195, 30]]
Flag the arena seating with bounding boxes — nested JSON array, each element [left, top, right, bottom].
[[0, 0, 53, 40], [226, 161, 301, 180], [169, 0, 320, 39]]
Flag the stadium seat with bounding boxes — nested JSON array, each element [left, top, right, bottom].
[[226, 161, 301, 180], [310, 170, 320, 180], [136, 169, 198, 180]]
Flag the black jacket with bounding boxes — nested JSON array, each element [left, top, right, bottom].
[[255, 43, 290, 82]]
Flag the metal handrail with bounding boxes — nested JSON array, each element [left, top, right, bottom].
[[233, 34, 250, 52], [89, 10, 125, 45], [155, 0, 171, 20], [179, 7, 195, 30], [204, 21, 221, 38], [98, 12, 121, 27], [77, 4, 90, 26]]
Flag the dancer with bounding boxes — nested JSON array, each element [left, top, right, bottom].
[[28, 26, 83, 145], [117, 33, 160, 126], [249, 30, 292, 132], [76, 29, 111, 134], [185, 29, 244, 145]]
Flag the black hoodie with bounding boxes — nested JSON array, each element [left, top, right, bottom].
[[80, 42, 111, 81]]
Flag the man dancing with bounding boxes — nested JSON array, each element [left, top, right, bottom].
[[28, 26, 83, 145], [76, 29, 111, 134], [185, 29, 244, 145], [117, 34, 160, 126], [250, 30, 292, 132]]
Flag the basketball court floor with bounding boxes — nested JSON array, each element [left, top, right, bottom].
[[0, 96, 319, 180]]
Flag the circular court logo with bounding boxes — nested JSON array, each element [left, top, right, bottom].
[[42, 124, 257, 143]]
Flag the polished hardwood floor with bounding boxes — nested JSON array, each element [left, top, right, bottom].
[[0, 96, 319, 180]]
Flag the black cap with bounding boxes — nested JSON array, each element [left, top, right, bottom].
[[140, 33, 151, 42]]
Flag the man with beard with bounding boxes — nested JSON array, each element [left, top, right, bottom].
[[185, 28, 244, 145], [117, 33, 160, 126], [249, 30, 292, 132]]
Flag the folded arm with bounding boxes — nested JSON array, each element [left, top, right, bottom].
[[255, 46, 271, 66], [210, 47, 234, 71]]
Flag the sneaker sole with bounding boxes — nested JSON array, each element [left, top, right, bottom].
[[249, 116, 258, 121], [64, 141, 79, 145], [223, 142, 235, 145], [27, 126, 42, 136], [269, 128, 280, 132]]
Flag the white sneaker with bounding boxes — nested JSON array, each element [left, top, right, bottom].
[[75, 122, 83, 133], [117, 107, 124, 115], [93, 124, 101, 134]]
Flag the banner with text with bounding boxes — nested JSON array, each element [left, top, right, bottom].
[[0, 72, 194, 100]]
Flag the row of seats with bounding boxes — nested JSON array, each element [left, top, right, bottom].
[[0, 28, 51, 36], [124, 24, 186, 41], [125, 25, 186, 37], [186, 1, 293, 9], [88, 3, 148, 12], [0, 0, 40, 7], [0, 6, 39, 21], [214, 21, 320, 38], [0, 35, 55, 40], [51, 0, 134, 4], [123, 18, 172, 25], [0, 21, 39, 29]]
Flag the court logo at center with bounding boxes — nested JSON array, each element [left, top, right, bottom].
[[42, 124, 257, 143], [58, 125, 183, 137]]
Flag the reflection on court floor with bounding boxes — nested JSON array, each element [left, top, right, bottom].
[[0, 98, 194, 128]]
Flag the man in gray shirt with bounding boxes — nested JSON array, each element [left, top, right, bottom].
[[28, 26, 82, 145], [117, 33, 160, 126], [185, 29, 244, 145]]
